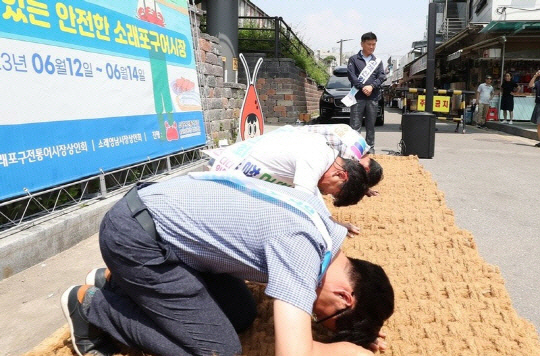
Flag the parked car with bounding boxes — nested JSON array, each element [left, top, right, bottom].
[[318, 66, 384, 125]]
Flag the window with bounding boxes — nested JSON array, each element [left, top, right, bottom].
[[475, 0, 488, 15]]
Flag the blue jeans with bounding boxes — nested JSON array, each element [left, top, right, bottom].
[[85, 196, 257, 356], [350, 99, 377, 149]]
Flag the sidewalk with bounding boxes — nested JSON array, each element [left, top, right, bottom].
[[0, 112, 539, 355], [425, 113, 537, 140], [484, 119, 538, 141], [0, 234, 103, 355]]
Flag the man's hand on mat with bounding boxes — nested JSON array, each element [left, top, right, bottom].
[[366, 188, 379, 197], [342, 222, 360, 236], [369, 332, 387, 353]]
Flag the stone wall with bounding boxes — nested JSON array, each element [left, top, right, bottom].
[[196, 33, 245, 145], [196, 36, 322, 142], [239, 54, 322, 125]]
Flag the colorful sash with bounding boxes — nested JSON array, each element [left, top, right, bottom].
[[189, 170, 334, 284], [342, 57, 382, 107]]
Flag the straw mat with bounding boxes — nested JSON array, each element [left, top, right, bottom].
[[25, 155, 540, 356]]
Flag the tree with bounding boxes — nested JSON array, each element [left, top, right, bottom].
[[322, 55, 336, 66]]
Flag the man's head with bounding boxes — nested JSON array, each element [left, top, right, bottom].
[[333, 258, 395, 348], [318, 157, 369, 207], [359, 156, 384, 188], [318, 156, 382, 207], [313, 252, 394, 349], [485, 75, 493, 84], [361, 32, 377, 57]]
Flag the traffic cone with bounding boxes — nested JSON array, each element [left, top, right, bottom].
[[486, 107, 498, 121]]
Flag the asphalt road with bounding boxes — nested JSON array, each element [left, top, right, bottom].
[[374, 108, 540, 335]]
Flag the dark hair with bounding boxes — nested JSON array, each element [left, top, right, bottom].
[[247, 114, 258, 124], [333, 258, 394, 348], [361, 32, 377, 42], [366, 158, 383, 188], [333, 159, 369, 207]]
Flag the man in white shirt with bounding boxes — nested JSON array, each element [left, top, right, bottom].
[[206, 125, 383, 234], [475, 75, 494, 128], [234, 128, 369, 207]]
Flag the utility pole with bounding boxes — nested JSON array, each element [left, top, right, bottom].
[[425, 2, 436, 113], [337, 38, 353, 65]]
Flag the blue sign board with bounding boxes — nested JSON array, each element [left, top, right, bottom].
[[0, 0, 205, 200]]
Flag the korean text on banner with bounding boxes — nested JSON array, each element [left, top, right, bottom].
[[0, 0, 205, 200]]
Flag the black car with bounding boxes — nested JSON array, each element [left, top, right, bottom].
[[318, 66, 384, 125]]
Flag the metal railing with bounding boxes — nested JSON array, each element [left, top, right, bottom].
[[0, 148, 207, 238], [237, 16, 314, 58], [441, 18, 467, 41]]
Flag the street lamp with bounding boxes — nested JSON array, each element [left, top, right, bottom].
[[337, 38, 353, 65]]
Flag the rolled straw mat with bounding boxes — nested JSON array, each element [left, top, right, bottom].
[[25, 155, 540, 356]]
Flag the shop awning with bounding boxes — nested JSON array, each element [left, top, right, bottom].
[[435, 24, 484, 55], [447, 50, 463, 61], [409, 54, 427, 76], [480, 21, 540, 34]]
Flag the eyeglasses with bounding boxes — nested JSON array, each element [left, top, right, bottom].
[[313, 306, 350, 324]]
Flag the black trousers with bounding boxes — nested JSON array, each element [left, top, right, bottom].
[[350, 99, 377, 148], [85, 195, 257, 356]]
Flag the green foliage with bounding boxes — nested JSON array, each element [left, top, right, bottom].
[[238, 22, 275, 54], [322, 55, 336, 66], [237, 20, 329, 85], [288, 48, 329, 85]]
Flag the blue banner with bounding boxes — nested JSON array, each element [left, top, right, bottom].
[[0, 0, 193, 67], [0, 0, 206, 200], [0, 112, 205, 200]]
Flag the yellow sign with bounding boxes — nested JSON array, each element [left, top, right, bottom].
[[232, 57, 238, 71], [417, 95, 450, 113]]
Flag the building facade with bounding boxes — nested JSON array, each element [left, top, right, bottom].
[[393, 0, 540, 120]]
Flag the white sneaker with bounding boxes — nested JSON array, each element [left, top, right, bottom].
[[501, 120, 507, 123], [509, 120, 513, 125]]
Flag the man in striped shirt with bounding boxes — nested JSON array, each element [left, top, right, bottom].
[[61, 174, 394, 356]]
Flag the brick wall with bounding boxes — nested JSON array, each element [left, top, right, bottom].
[[240, 54, 321, 125], [196, 35, 322, 143], [197, 33, 245, 145]]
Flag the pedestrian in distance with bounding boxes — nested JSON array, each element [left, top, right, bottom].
[[61, 174, 394, 356], [500, 72, 518, 124], [347, 32, 386, 154], [528, 70, 540, 147], [474, 75, 494, 128]]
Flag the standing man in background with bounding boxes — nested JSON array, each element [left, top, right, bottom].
[[474, 75, 494, 128], [347, 32, 386, 154]]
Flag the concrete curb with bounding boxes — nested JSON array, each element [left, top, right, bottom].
[[0, 196, 119, 281], [0, 162, 206, 282], [485, 121, 539, 140]]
